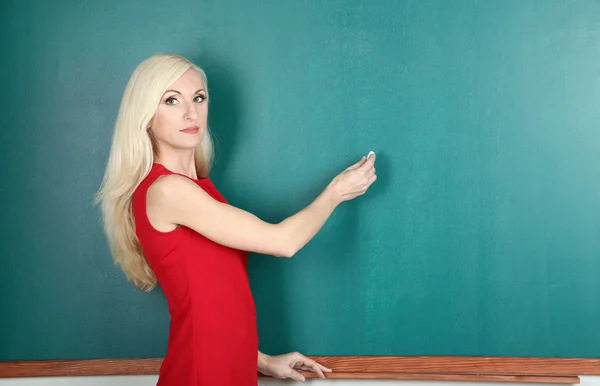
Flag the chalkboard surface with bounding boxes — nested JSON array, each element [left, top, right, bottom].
[[1, 0, 599, 361]]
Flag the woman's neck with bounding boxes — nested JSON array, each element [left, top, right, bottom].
[[155, 152, 197, 180]]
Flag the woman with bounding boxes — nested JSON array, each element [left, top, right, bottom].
[[97, 53, 377, 385]]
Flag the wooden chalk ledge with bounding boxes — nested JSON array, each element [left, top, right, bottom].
[[1, 355, 598, 382]]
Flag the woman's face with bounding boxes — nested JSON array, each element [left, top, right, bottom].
[[149, 68, 208, 153]]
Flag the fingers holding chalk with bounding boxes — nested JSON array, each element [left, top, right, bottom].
[[348, 151, 376, 171], [362, 150, 376, 171]]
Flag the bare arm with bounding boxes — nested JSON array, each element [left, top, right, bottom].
[[146, 154, 376, 258]]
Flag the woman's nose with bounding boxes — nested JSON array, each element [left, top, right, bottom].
[[184, 102, 198, 121]]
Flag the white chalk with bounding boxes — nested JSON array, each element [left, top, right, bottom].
[[367, 151, 375, 159]]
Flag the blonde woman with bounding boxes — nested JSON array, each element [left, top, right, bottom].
[[97, 53, 377, 386]]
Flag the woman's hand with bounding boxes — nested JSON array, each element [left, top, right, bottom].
[[329, 153, 377, 203], [258, 351, 332, 382]]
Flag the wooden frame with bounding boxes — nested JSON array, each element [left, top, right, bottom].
[[1, 356, 598, 383]]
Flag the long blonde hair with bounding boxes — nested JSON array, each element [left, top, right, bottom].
[[96, 53, 214, 291]]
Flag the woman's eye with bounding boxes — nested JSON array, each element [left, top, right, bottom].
[[165, 97, 179, 105], [194, 94, 207, 103]]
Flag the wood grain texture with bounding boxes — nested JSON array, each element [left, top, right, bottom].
[[309, 356, 600, 376], [0, 356, 597, 380], [0, 358, 163, 378]]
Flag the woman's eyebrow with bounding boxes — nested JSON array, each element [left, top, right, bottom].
[[163, 89, 206, 95]]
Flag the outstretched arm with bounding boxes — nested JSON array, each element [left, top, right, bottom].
[[146, 154, 377, 257]]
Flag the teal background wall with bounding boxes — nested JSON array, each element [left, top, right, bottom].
[[1, 0, 599, 361]]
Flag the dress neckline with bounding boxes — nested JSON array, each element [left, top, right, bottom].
[[153, 163, 208, 181]]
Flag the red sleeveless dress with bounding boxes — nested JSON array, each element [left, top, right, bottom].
[[132, 163, 258, 386]]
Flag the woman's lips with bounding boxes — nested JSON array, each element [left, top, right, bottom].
[[181, 126, 199, 134]]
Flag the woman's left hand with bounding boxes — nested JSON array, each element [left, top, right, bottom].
[[259, 351, 332, 382]]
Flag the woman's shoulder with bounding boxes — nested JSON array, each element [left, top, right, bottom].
[[136, 163, 222, 203], [134, 164, 171, 197]]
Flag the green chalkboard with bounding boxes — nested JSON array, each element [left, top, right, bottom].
[[1, 0, 600, 361]]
